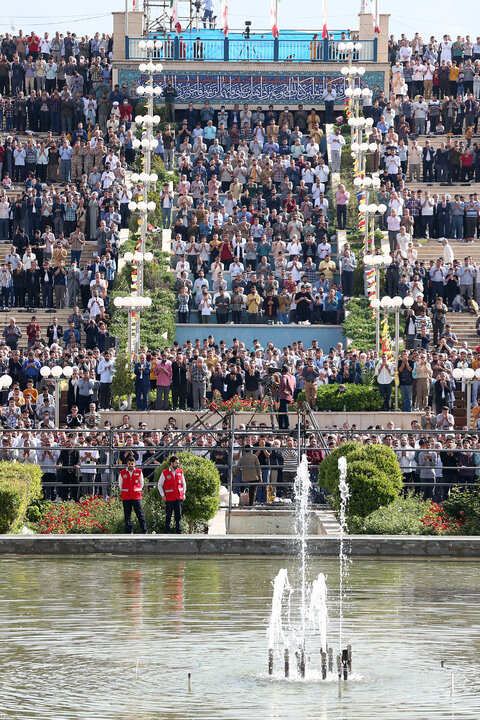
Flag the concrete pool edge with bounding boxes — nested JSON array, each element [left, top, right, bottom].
[[2, 535, 480, 556]]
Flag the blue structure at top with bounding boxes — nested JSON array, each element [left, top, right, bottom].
[[126, 28, 377, 63]]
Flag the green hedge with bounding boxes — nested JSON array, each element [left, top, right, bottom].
[[298, 383, 383, 411], [153, 451, 220, 530], [0, 463, 43, 533], [318, 443, 402, 517], [348, 494, 435, 535], [343, 298, 395, 353]]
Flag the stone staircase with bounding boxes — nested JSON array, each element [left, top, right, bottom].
[[1, 309, 79, 351], [415, 239, 480, 347], [0, 242, 99, 268]]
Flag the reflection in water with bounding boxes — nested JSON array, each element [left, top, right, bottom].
[[0, 557, 479, 720]]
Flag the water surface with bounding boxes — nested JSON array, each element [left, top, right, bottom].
[[0, 556, 479, 720]]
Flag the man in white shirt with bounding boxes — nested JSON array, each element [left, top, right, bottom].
[[375, 353, 394, 410], [87, 290, 104, 319], [327, 128, 345, 173], [413, 97, 429, 136]]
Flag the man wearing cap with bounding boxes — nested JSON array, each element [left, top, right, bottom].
[[158, 455, 186, 534], [119, 453, 147, 534]]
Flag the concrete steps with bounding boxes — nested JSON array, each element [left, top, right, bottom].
[[1, 309, 79, 351], [0, 242, 99, 268], [415, 240, 480, 264]]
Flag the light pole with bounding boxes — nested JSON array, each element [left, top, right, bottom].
[[122, 250, 155, 352], [134, 42, 163, 335], [356, 185, 387, 252], [380, 295, 414, 411], [126, 193, 157, 297], [113, 295, 153, 361], [40, 365, 74, 426], [338, 43, 366, 142], [365, 253, 392, 355], [452, 367, 476, 428]]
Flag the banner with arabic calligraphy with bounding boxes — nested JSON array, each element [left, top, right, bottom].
[[118, 69, 385, 105]]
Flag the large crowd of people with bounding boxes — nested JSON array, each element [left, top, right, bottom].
[[0, 24, 479, 504]]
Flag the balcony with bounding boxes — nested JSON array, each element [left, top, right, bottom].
[[125, 32, 378, 64]]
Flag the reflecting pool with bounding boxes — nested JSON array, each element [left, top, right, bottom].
[[0, 556, 479, 720]]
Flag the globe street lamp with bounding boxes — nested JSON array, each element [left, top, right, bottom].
[[364, 254, 392, 354], [380, 295, 415, 411], [357, 185, 387, 253], [40, 365, 74, 427], [113, 295, 153, 360]]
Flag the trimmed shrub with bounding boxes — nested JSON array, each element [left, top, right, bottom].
[[444, 486, 480, 535], [297, 384, 384, 412], [342, 459, 401, 517], [348, 495, 435, 535], [318, 442, 402, 518], [0, 463, 43, 533], [153, 451, 221, 529]]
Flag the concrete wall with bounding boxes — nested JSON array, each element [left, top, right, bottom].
[[174, 323, 343, 351], [101, 410, 422, 430], [3, 535, 480, 556], [358, 13, 390, 63], [112, 12, 143, 62], [228, 509, 326, 535]]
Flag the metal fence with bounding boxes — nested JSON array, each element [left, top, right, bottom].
[[6, 416, 479, 530], [126, 36, 377, 63]]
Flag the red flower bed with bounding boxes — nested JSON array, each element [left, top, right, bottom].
[[420, 503, 462, 535], [38, 496, 119, 534]]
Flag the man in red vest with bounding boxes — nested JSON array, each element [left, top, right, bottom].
[[158, 455, 186, 534], [118, 453, 147, 534]]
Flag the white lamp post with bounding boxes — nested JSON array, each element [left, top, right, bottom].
[[358, 192, 387, 253], [113, 295, 153, 360], [380, 294, 414, 410], [365, 254, 392, 354], [133, 48, 162, 342], [40, 365, 74, 427], [0, 375, 13, 403]]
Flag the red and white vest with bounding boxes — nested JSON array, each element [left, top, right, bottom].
[[162, 468, 185, 501], [120, 468, 143, 500]]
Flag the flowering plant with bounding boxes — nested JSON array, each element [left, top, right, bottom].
[[420, 503, 462, 535], [38, 496, 124, 535], [205, 391, 298, 414]]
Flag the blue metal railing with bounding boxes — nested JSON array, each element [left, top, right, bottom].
[[126, 36, 377, 63]]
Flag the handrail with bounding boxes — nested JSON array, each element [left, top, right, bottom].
[[126, 36, 377, 63]]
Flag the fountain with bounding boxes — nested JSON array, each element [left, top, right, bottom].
[[267, 455, 352, 680]]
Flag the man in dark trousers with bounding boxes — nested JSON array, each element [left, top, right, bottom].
[[157, 455, 186, 534], [56, 438, 80, 500], [171, 353, 188, 409], [118, 453, 147, 534], [163, 79, 178, 122]]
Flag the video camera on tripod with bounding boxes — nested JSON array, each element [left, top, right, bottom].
[[242, 21, 252, 39]]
